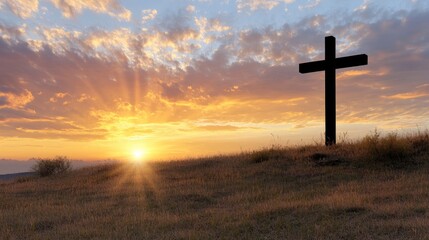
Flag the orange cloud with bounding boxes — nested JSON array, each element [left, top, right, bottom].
[[0, 89, 34, 109], [383, 92, 429, 100], [337, 70, 370, 80]]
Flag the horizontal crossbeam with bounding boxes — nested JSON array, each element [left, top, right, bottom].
[[299, 60, 326, 73], [335, 54, 368, 69], [299, 54, 368, 73]]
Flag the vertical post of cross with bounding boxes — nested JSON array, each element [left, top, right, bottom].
[[325, 36, 336, 145]]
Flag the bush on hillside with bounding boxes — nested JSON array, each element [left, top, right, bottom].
[[32, 156, 72, 177], [409, 130, 429, 155], [251, 146, 284, 163], [360, 130, 414, 167]]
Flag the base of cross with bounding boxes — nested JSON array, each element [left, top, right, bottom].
[[326, 134, 335, 146], [299, 36, 368, 146]]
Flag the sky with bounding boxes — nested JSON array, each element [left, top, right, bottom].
[[1, 0, 429, 162]]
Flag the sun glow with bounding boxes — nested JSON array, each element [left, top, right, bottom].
[[132, 149, 146, 163]]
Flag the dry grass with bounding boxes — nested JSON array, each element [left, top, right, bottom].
[[1, 131, 429, 239]]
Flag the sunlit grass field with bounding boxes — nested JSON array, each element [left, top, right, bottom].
[[1, 131, 429, 239]]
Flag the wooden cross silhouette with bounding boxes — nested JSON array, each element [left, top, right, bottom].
[[299, 36, 368, 146]]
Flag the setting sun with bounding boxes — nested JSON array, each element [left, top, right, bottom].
[[132, 149, 146, 163]]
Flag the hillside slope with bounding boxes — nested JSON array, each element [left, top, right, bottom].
[[1, 134, 429, 239]]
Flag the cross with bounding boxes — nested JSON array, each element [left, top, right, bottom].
[[299, 36, 368, 146]]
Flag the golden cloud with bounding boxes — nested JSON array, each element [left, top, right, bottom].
[[142, 9, 158, 24], [1, 0, 39, 19], [50, 0, 131, 21], [1, 0, 131, 21]]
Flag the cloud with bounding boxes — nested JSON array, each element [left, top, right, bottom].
[[237, 0, 294, 11], [337, 70, 370, 80], [158, 9, 429, 127], [37, 27, 82, 54], [157, 11, 199, 43], [0, 96, 8, 106], [298, 0, 321, 10], [49, 0, 131, 21], [142, 9, 157, 24], [0, 37, 149, 140], [194, 16, 231, 42], [186, 5, 196, 13], [15, 13, 223, 70], [383, 92, 428, 100], [0, 0, 39, 19], [354, 0, 370, 12], [193, 124, 254, 132], [0, 23, 27, 47], [0, 89, 34, 109], [0, 0, 131, 20]]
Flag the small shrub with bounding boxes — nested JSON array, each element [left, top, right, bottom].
[[360, 131, 413, 167], [32, 156, 72, 177], [16, 176, 34, 183], [251, 150, 271, 163], [250, 146, 284, 163], [409, 130, 429, 155]]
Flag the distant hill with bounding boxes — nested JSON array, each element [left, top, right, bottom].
[[0, 172, 35, 181], [0, 159, 36, 175], [0, 159, 115, 175]]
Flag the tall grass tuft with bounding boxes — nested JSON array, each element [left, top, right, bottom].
[[32, 156, 72, 177]]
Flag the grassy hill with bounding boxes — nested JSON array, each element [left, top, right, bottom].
[[1, 131, 429, 239]]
